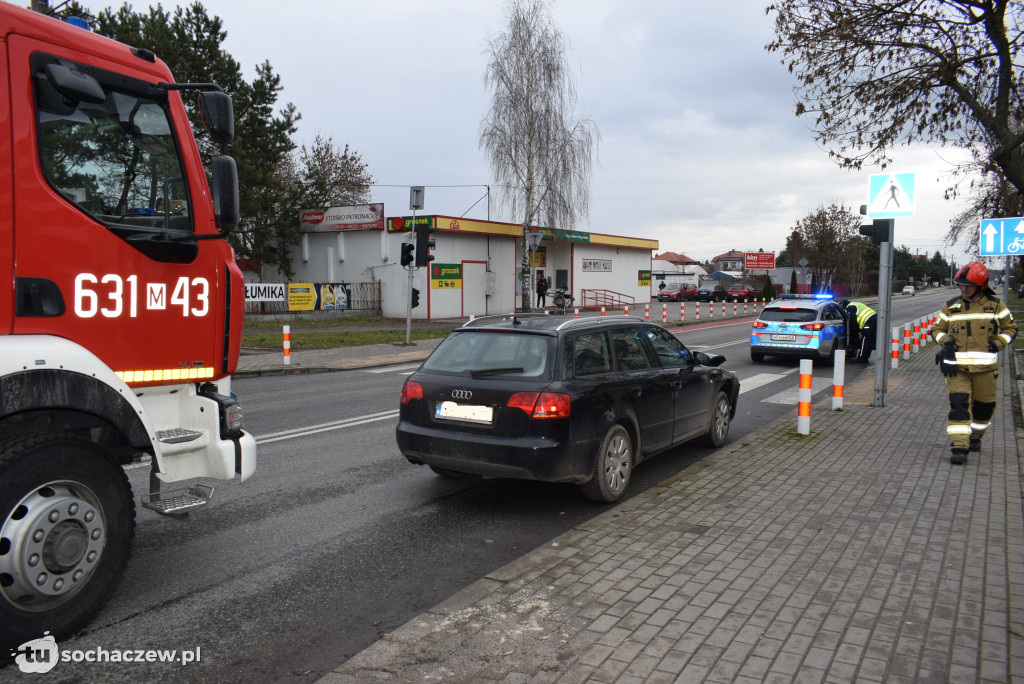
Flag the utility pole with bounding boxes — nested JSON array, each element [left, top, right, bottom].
[[859, 216, 894, 407]]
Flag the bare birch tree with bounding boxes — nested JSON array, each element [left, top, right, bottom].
[[481, 0, 598, 311]]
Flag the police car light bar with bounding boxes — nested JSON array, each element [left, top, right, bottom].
[[779, 293, 834, 300]]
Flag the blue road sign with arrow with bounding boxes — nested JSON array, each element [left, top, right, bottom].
[[979, 217, 1024, 256]]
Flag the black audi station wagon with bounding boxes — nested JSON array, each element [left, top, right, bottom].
[[396, 315, 739, 503]]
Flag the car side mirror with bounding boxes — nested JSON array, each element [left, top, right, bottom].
[[694, 351, 726, 367]]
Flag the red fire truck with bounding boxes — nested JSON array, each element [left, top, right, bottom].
[[0, 4, 256, 648]]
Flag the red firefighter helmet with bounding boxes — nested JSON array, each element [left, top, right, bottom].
[[953, 261, 989, 288]]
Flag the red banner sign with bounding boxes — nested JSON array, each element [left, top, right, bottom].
[[745, 252, 776, 270]]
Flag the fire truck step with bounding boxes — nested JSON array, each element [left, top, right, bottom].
[[156, 427, 204, 444], [140, 484, 214, 517]]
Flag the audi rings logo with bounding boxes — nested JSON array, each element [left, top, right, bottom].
[[450, 389, 473, 400]]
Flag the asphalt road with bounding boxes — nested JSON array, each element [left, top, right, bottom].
[[4, 290, 950, 683]]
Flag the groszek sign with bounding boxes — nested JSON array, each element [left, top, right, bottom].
[[745, 252, 776, 270], [431, 263, 463, 289]]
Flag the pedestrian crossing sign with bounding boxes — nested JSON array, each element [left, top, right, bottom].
[[867, 173, 916, 218]]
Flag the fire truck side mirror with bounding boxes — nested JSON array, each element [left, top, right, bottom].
[[211, 155, 239, 232], [44, 62, 105, 105], [199, 91, 234, 146]]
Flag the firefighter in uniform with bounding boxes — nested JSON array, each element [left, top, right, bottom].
[[931, 262, 1017, 465]]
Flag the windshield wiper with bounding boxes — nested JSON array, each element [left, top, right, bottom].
[[469, 367, 524, 377]]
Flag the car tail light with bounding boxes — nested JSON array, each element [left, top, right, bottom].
[[400, 379, 423, 404], [507, 392, 570, 418], [800, 322, 825, 331], [752, 321, 768, 329]]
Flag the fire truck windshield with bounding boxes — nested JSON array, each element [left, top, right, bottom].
[[34, 60, 193, 233]]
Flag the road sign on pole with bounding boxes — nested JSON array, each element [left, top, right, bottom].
[[979, 216, 1024, 256], [867, 173, 916, 218]]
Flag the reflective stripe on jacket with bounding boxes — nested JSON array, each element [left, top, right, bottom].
[[850, 301, 876, 328], [931, 293, 1017, 372]]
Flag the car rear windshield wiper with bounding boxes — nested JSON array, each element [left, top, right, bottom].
[[469, 367, 524, 377]]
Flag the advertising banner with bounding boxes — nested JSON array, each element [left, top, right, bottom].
[[288, 283, 317, 311], [244, 283, 285, 302], [745, 252, 776, 270], [299, 204, 384, 232], [583, 259, 612, 272], [286, 283, 351, 311], [638, 270, 651, 287]]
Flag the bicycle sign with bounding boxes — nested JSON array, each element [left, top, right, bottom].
[[979, 216, 1024, 256]]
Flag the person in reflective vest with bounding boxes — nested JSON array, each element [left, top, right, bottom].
[[842, 300, 878, 363], [931, 262, 1017, 465]]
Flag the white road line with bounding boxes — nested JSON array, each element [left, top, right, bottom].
[[763, 383, 833, 405], [739, 372, 795, 394], [255, 409, 400, 444]]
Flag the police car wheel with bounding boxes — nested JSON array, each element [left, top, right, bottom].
[[751, 350, 765, 363]]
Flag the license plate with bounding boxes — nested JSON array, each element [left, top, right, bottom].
[[435, 401, 494, 425], [772, 334, 796, 341]]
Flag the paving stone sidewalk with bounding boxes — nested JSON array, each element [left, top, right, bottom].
[[317, 346, 1024, 683]]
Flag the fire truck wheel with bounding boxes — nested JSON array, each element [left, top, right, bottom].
[[0, 434, 135, 650]]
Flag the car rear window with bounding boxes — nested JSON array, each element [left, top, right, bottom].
[[420, 331, 552, 378], [759, 307, 818, 323]]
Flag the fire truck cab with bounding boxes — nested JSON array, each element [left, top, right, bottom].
[[0, 3, 256, 648]]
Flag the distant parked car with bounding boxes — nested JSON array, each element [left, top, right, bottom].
[[901, 285, 916, 296], [694, 285, 728, 302], [727, 284, 759, 301], [657, 282, 688, 302]]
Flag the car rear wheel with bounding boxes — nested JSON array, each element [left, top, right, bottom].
[[699, 391, 732, 447], [751, 350, 765, 362], [581, 424, 633, 503]]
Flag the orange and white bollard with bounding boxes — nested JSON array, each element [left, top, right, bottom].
[[601, 306, 606, 317], [891, 326, 900, 370], [721, 301, 726, 317], [798, 359, 812, 435], [832, 349, 845, 410], [710, 301, 714, 318], [733, 301, 737, 316], [645, 304, 650, 320], [574, 308, 579, 317], [624, 305, 629, 316], [696, 302, 700, 320], [681, 302, 685, 321], [662, 304, 667, 323], [903, 324, 912, 359], [283, 325, 291, 365], [743, 300, 748, 315], [912, 319, 920, 353], [919, 316, 928, 348]]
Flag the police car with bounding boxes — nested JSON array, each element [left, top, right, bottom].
[[750, 294, 853, 363]]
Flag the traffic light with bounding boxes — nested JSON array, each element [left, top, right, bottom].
[[400, 242, 415, 267], [415, 224, 436, 267], [859, 218, 894, 245], [411, 287, 420, 309]]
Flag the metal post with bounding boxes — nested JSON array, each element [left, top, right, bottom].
[[405, 209, 416, 345], [873, 221, 894, 406]]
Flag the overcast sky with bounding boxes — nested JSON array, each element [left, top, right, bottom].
[[115, 0, 976, 264]]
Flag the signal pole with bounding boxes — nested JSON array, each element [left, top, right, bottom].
[[406, 186, 424, 344]]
